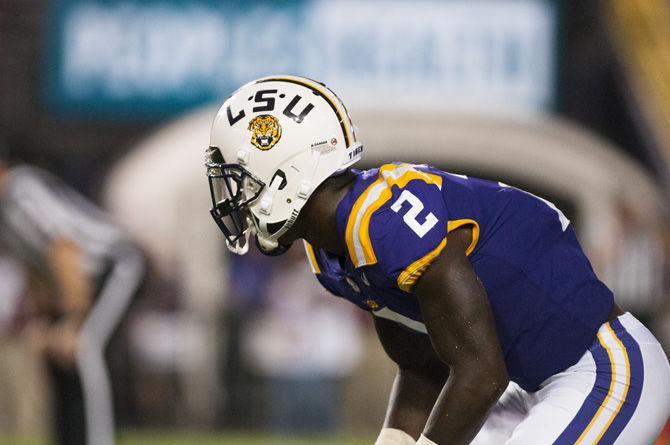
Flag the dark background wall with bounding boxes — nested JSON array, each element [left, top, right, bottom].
[[0, 0, 660, 196]]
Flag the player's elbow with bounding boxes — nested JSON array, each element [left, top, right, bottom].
[[473, 371, 508, 407], [454, 357, 509, 402], [489, 371, 509, 400], [480, 362, 509, 401]]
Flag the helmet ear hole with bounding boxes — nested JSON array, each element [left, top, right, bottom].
[[270, 169, 288, 190], [266, 219, 287, 235]]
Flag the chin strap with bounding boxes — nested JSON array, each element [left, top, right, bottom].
[[255, 236, 292, 256]]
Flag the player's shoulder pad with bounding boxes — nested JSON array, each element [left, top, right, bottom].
[[344, 163, 449, 292]]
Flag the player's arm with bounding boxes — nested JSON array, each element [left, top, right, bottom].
[[413, 226, 508, 445], [374, 315, 450, 442]]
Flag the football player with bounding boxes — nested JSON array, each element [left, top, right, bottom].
[[205, 76, 670, 444]]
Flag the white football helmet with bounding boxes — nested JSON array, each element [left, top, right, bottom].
[[206, 75, 363, 255]]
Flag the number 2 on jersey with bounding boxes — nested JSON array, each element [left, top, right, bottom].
[[390, 190, 438, 238]]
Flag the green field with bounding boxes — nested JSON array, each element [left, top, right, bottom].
[[0, 431, 375, 445]]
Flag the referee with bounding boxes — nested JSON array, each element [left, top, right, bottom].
[[0, 144, 144, 445]]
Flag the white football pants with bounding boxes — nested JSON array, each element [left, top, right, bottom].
[[471, 312, 670, 445]]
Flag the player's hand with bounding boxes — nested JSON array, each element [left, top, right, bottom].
[[46, 319, 80, 368]]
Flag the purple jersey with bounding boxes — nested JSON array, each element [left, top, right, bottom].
[[305, 163, 613, 391]]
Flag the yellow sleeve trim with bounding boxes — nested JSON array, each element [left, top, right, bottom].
[[447, 219, 480, 256], [396, 219, 479, 292], [397, 238, 447, 292], [303, 241, 321, 274]]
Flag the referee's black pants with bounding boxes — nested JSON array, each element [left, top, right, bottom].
[[47, 359, 87, 445]]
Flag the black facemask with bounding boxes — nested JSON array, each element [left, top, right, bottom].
[[205, 147, 265, 251]]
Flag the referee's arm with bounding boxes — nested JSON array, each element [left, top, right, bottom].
[[47, 236, 94, 366], [50, 237, 92, 325]]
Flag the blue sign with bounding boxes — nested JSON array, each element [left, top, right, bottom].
[[45, 0, 557, 119]]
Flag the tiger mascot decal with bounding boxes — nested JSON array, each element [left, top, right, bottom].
[[248, 114, 282, 150]]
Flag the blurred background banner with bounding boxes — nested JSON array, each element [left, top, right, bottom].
[[45, 0, 556, 118]]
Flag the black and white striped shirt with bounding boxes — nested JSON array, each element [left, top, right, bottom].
[[0, 165, 128, 277]]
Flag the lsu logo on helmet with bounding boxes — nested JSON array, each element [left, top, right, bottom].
[[248, 114, 282, 150]]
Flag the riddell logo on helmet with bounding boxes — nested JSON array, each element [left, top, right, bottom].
[[287, 209, 300, 226], [248, 114, 282, 150]]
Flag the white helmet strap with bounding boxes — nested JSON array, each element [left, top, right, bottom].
[[258, 174, 284, 217]]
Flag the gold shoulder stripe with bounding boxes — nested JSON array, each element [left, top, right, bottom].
[[303, 241, 321, 274], [345, 175, 386, 266]]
